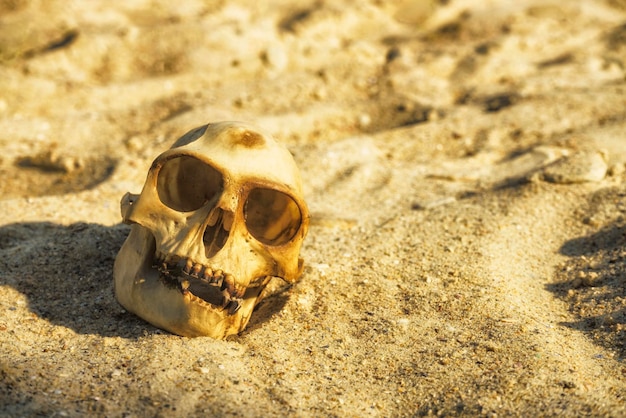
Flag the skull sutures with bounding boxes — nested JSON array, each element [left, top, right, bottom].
[[114, 122, 309, 338]]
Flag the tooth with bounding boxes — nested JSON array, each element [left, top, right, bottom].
[[220, 292, 231, 308], [226, 299, 241, 315], [191, 263, 203, 277], [183, 259, 193, 274], [211, 269, 224, 286], [233, 284, 245, 299], [181, 280, 190, 290], [202, 268, 213, 281], [224, 275, 244, 298], [221, 274, 236, 294], [166, 254, 181, 266], [209, 275, 223, 287]]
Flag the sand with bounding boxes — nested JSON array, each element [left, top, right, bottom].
[[1, 0, 625, 416]]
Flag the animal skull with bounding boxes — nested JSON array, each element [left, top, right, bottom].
[[114, 122, 309, 338]]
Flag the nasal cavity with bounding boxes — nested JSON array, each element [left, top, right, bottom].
[[204, 208, 232, 258]]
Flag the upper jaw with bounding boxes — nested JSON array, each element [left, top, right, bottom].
[[153, 251, 245, 315]]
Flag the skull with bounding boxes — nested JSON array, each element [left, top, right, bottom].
[[113, 122, 309, 338]]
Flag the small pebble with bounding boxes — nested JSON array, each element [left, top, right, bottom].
[[396, 318, 410, 331], [541, 150, 607, 184], [484, 341, 501, 352], [582, 271, 600, 287], [357, 113, 372, 129], [262, 45, 288, 71], [608, 163, 625, 177]]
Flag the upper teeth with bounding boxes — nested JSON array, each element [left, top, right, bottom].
[[153, 252, 245, 313]]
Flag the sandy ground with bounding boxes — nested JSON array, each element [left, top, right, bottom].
[[1, 0, 626, 416]]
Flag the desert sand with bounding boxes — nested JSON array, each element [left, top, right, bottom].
[[1, 0, 625, 416]]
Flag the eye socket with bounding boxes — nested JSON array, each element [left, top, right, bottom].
[[245, 188, 302, 246], [156, 155, 223, 212]]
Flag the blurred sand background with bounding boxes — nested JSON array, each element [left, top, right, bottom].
[[1, 0, 626, 416]]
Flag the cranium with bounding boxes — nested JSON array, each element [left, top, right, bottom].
[[113, 122, 309, 338]]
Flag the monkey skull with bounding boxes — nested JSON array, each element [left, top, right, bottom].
[[114, 122, 309, 338]]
